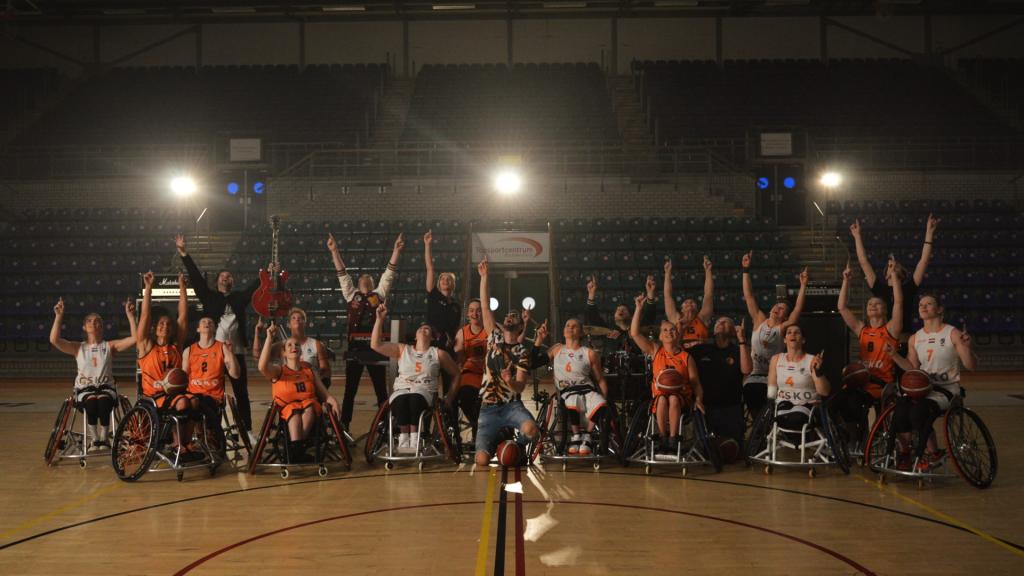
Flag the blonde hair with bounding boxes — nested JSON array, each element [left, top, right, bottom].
[[289, 307, 307, 323], [439, 272, 457, 290]]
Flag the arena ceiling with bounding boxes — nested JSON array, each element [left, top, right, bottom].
[[4, 0, 1024, 24]]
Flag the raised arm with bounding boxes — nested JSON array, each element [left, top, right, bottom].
[[629, 294, 657, 356], [640, 274, 659, 326], [370, 304, 402, 359], [913, 214, 938, 286], [699, 255, 714, 324], [258, 324, 283, 380], [952, 324, 978, 372], [478, 258, 496, 334], [48, 298, 79, 356], [374, 233, 404, 300], [327, 233, 357, 302], [583, 275, 608, 327], [781, 268, 809, 330], [175, 272, 189, 350], [741, 251, 767, 326], [316, 339, 332, 383], [223, 341, 241, 379], [736, 319, 752, 375], [810, 352, 830, 397], [423, 230, 435, 293], [837, 263, 863, 334], [137, 271, 155, 350], [887, 273, 904, 337], [176, 234, 212, 301], [662, 259, 680, 325], [849, 220, 877, 288], [109, 298, 138, 353]]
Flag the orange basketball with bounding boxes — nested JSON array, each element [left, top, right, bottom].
[[655, 368, 687, 392], [900, 369, 932, 399], [496, 440, 521, 467], [842, 362, 871, 390], [161, 368, 188, 394]]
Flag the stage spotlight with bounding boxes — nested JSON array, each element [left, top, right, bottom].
[[489, 297, 500, 311], [521, 297, 536, 311], [819, 171, 843, 189], [494, 169, 522, 195], [170, 175, 197, 197]]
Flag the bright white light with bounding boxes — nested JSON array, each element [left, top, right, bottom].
[[494, 169, 522, 195], [521, 297, 536, 311], [489, 297, 500, 311], [170, 176, 197, 197], [819, 171, 843, 189]]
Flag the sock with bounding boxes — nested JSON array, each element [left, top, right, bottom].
[[410, 432, 420, 450], [398, 432, 410, 446], [97, 424, 109, 442], [89, 424, 99, 444]]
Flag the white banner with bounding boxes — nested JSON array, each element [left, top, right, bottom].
[[759, 132, 792, 157], [229, 138, 262, 162], [472, 232, 550, 263]]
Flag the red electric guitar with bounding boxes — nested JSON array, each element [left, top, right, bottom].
[[251, 215, 293, 318]]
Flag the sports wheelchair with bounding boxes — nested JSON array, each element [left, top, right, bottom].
[[620, 395, 723, 476], [247, 402, 352, 479], [864, 387, 997, 489], [528, 388, 622, 471], [44, 393, 132, 468], [111, 394, 250, 482], [746, 399, 850, 478], [364, 397, 461, 471]]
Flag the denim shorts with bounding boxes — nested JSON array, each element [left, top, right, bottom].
[[475, 399, 535, 455]]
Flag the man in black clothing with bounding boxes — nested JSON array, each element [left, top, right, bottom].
[[583, 274, 658, 355], [423, 229, 461, 393], [176, 234, 265, 431], [689, 317, 751, 453]]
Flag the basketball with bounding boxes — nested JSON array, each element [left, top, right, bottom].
[[655, 368, 686, 392], [161, 368, 188, 394], [842, 362, 871, 389], [496, 440, 521, 467], [900, 369, 933, 399]]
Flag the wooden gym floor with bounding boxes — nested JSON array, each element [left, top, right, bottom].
[[1, 373, 1022, 575]]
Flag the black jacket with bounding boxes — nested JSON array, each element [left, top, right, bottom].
[[181, 253, 260, 350]]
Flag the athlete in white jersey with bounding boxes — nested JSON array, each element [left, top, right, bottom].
[[49, 297, 137, 450], [741, 251, 809, 417], [539, 318, 609, 456], [889, 294, 976, 471], [371, 305, 461, 452], [767, 325, 829, 430]]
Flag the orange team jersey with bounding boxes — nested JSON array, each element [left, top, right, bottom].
[[859, 325, 898, 398], [679, 317, 709, 348], [139, 344, 182, 399], [651, 345, 693, 406], [272, 363, 321, 421], [460, 324, 488, 388], [186, 341, 227, 404]]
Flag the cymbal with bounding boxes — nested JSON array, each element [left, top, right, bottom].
[[583, 325, 611, 336]]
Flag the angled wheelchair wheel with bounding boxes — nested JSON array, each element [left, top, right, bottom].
[[324, 408, 353, 467], [693, 410, 723, 473], [864, 402, 897, 472], [596, 404, 621, 460], [248, 404, 280, 475], [111, 395, 132, 435], [45, 397, 75, 465], [433, 403, 461, 464], [229, 395, 253, 455], [745, 402, 773, 463], [364, 400, 390, 465], [819, 404, 850, 475], [945, 406, 997, 489], [620, 399, 651, 467], [112, 403, 159, 482], [527, 395, 555, 465]]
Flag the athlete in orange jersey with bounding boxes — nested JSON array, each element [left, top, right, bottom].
[[136, 271, 189, 407], [663, 256, 714, 348], [631, 294, 705, 454], [445, 298, 487, 437], [258, 324, 339, 463]]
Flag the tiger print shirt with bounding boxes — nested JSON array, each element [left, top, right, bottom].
[[479, 328, 533, 405]]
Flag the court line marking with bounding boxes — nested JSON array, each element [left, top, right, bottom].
[[494, 467, 509, 576], [0, 481, 121, 541], [171, 499, 877, 575], [3, 467, 1022, 553], [513, 467, 525, 576], [858, 473, 1024, 561], [475, 468, 498, 576]]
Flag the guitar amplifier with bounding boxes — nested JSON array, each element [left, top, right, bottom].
[[785, 284, 840, 314]]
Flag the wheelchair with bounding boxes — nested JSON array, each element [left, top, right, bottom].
[[828, 376, 896, 463], [620, 395, 723, 476], [529, 388, 622, 471], [44, 393, 132, 468], [247, 401, 352, 479], [864, 387, 997, 489], [364, 397, 461, 471], [746, 398, 850, 478], [111, 394, 244, 482]]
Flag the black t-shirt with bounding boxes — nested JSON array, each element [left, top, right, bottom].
[[427, 288, 461, 350], [689, 343, 743, 407], [869, 277, 919, 334]]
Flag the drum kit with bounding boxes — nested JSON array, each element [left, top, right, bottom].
[[583, 324, 656, 429]]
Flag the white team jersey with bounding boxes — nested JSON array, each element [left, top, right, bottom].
[[299, 337, 320, 377], [392, 345, 440, 401], [914, 324, 961, 399], [75, 341, 114, 390], [745, 322, 782, 383], [774, 353, 818, 406], [553, 345, 595, 390]]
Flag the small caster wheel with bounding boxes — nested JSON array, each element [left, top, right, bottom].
[[808, 468, 817, 479], [682, 467, 688, 477], [209, 465, 217, 477], [764, 465, 773, 475], [280, 468, 289, 479], [176, 471, 184, 482], [561, 462, 567, 472], [79, 459, 87, 469], [385, 461, 395, 471], [593, 462, 601, 471], [418, 461, 424, 472], [318, 465, 328, 477], [644, 465, 651, 475]]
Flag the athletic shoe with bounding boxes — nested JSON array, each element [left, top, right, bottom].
[[397, 434, 412, 453], [669, 436, 680, 455], [578, 435, 593, 456], [914, 459, 932, 474], [567, 434, 581, 455], [89, 441, 105, 453]]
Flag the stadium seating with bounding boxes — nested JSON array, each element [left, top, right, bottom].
[[0, 68, 61, 130], [958, 58, 1024, 126]]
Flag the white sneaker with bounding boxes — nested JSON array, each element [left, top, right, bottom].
[[409, 432, 420, 453], [568, 433, 582, 455], [398, 433, 411, 451], [579, 434, 593, 456]]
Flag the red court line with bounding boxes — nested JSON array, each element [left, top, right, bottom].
[[494, 467, 508, 576], [175, 499, 876, 575], [514, 467, 525, 576]]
